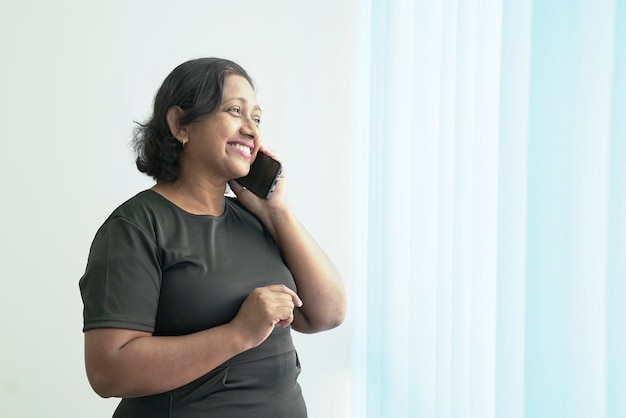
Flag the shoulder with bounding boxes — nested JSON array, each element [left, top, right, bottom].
[[97, 190, 167, 240], [107, 190, 155, 219]]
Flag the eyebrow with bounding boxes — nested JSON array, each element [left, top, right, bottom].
[[224, 97, 262, 113]]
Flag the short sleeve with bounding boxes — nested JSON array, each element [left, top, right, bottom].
[[79, 217, 161, 333]]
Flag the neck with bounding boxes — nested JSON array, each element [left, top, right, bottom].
[[152, 175, 227, 216]]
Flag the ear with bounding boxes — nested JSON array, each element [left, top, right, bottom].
[[166, 106, 188, 144]]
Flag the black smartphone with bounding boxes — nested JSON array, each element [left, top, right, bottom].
[[235, 152, 283, 199]]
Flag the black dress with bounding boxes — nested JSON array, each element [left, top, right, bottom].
[[79, 191, 307, 417]]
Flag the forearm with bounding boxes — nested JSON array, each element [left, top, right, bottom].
[[262, 207, 346, 333], [85, 323, 249, 398]]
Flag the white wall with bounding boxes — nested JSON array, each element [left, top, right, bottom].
[[0, 1, 353, 416]]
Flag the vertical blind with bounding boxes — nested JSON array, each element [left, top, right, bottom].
[[350, 0, 625, 417]]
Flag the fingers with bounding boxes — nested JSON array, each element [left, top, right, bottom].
[[228, 179, 245, 196], [265, 284, 303, 307], [253, 286, 298, 324], [249, 285, 302, 330], [228, 179, 259, 204], [231, 284, 303, 348], [265, 285, 301, 329]]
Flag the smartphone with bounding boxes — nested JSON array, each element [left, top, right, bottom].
[[235, 152, 283, 199]]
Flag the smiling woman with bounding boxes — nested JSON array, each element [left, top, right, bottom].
[[161, 75, 263, 198], [131, 58, 256, 185], [78, 57, 346, 417]]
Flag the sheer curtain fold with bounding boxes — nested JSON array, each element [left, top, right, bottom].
[[607, 3, 626, 418], [351, 0, 625, 417]]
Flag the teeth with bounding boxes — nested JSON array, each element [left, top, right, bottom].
[[232, 143, 251, 153]]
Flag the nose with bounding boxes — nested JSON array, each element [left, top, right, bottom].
[[240, 115, 259, 139]]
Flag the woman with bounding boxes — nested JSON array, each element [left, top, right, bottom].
[[79, 57, 346, 417]]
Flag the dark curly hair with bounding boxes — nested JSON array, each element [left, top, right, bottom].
[[132, 57, 255, 182]]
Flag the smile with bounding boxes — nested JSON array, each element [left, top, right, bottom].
[[229, 142, 252, 158]]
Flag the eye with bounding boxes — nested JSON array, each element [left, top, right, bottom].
[[227, 106, 241, 115], [252, 116, 261, 125]]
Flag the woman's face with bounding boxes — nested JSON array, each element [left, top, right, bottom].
[[183, 74, 262, 183]]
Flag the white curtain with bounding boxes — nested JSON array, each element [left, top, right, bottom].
[[350, 0, 625, 417]]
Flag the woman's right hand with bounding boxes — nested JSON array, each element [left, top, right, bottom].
[[230, 284, 303, 348]]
